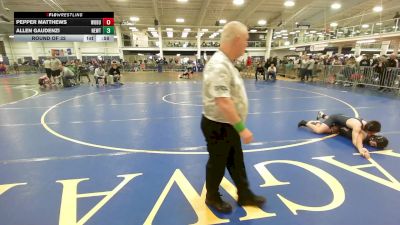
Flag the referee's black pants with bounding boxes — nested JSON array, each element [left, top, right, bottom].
[[201, 115, 251, 199]]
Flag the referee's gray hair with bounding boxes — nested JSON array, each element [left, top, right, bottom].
[[220, 21, 248, 43]]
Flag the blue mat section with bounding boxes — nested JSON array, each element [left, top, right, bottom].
[[0, 80, 399, 225]]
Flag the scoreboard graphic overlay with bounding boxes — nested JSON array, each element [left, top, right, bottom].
[[14, 12, 114, 42]]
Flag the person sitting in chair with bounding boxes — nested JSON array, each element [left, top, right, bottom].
[[108, 62, 123, 84], [94, 64, 106, 86], [267, 63, 277, 81], [77, 64, 91, 83], [255, 62, 265, 81]]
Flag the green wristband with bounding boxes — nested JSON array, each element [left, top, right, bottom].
[[233, 121, 246, 133]]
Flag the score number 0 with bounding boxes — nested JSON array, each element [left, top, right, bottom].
[[102, 18, 114, 26]]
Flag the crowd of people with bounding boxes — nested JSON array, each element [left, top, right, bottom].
[[241, 53, 399, 91], [35, 55, 205, 88], [38, 57, 123, 88]]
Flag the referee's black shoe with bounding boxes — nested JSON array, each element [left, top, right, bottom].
[[205, 195, 232, 213], [238, 194, 266, 207]]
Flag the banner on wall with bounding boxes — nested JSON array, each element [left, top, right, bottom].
[[295, 47, 306, 52], [297, 23, 310, 29], [380, 41, 391, 55], [310, 44, 328, 52]]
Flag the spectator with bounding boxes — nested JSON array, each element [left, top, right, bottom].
[[245, 56, 252, 76], [383, 54, 399, 91], [306, 56, 315, 81], [374, 56, 387, 91], [0, 62, 6, 74], [13, 62, 19, 75], [108, 62, 123, 84], [267, 63, 277, 81], [387, 54, 399, 68], [255, 62, 265, 80], [264, 57, 272, 70], [394, 11, 400, 28], [359, 55, 370, 66], [94, 64, 106, 85], [300, 55, 309, 81]]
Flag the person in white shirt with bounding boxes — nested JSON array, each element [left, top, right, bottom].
[[306, 57, 315, 81], [267, 63, 277, 81], [201, 21, 266, 214], [94, 65, 106, 85]]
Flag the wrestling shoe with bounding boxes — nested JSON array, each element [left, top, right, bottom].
[[298, 120, 308, 127], [316, 111, 326, 120]]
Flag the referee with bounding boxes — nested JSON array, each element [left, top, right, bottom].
[[201, 21, 266, 213]]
